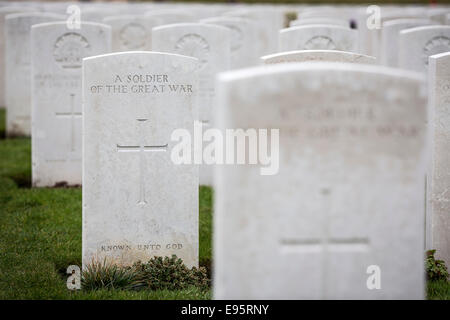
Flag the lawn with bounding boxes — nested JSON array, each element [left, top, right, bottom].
[[0, 108, 448, 299]]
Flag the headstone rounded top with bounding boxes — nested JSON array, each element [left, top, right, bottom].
[[31, 20, 112, 30], [280, 24, 352, 34], [152, 22, 230, 33], [218, 61, 425, 85], [201, 16, 254, 24], [261, 50, 376, 65], [400, 25, 450, 35], [429, 51, 450, 61], [382, 18, 434, 28], [82, 50, 199, 64]]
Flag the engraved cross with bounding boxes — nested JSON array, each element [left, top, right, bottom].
[[55, 93, 81, 152], [280, 187, 369, 298], [117, 118, 168, 206]]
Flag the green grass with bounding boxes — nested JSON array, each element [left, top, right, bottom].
[[427, 280, 450, 300], [0, 110, 212, 299], [0, 108, 448, 299]]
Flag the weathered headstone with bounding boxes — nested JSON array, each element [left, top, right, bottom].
[[0, 6, 34, 108], [103, 15, 157, 52], [427, 52, 450, 268], [5, 12, 64, 137], [152, 23, 230, 185], [399, 26, 450, 73], [82, 52, 198, 268], [261, 50, 375, 64], [380, 19, 433, 67], [279, 25, 358, 52], [31, 22, 111, 187], [200, 17, 258, 69], [214, 63, 426, 299]]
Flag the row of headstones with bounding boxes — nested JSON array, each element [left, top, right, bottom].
[[80, 49, 450, 299], [0, 2, 449, 299], [4, 3, 450, 136], [3, 4, 450, 183]]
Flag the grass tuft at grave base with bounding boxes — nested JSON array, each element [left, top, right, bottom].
[[0, 107, 448, 299]]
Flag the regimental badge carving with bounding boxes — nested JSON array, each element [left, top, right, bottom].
[[119, 23, 147, 50], [303, 36, 336, 50], [423, 36, 450, 65], [53, 33, 91, 69], [174, 34, 210, 70], [227, 25, 243, 52]]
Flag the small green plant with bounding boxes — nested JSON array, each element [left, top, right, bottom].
[[81, 255, 210, 292], [426, 250, 449, 281], [82, 259, 139, 291], [131, 255, 210, 291]]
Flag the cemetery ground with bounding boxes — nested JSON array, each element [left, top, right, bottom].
[[0, 108, 448, 300]]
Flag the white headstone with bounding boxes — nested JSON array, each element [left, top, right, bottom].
[[103, 15, 157, 52], [214, 63, 426, 299], [261, 50, 375, 64], [223, 8, 284, 56], [5, 12, 64, 136], [279, 25, 358, 52], [200, 17, 258, 69], [0, 6, 34, 108], [380, 19, 434, 67], [371, 10, 426, 59], [152, 23, 230, 185], [427, 51, 450, 268], [31, 22, 111, 187], [399, 25, 450, 73], [82, 52, 199, 268]]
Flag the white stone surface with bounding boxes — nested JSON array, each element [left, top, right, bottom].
[[214, 63, 427, 299], [427, 52, 450, 268], [82, 52, 199, 268], [152, 23, 230, 123], [380, 19, 434, 67], [0, 6, 34, 108], [31, 22, 111, 187], [261, 50, 375, 65], [223, 7, 284, 56], [5, 12, 64, 136], [152, 23, 230, 185], [279, 25, 358, 52], [370, 10, 427, 59], [145, 9, 195, 25], [427, 8, 450, 24], [103, 15, 158, 52], [290, 17, 349, 28], [200, 17, 258, 69], [399, 26, 450, 73]]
